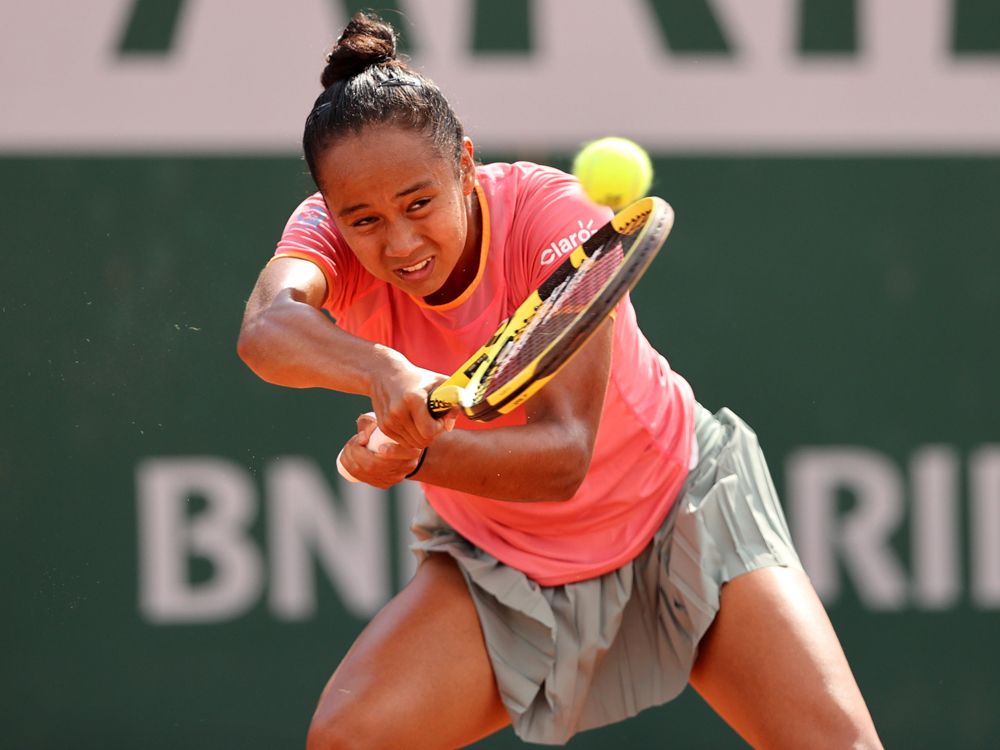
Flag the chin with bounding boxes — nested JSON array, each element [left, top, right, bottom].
[[393, 275, 439, 298]]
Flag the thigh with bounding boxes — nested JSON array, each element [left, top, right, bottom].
[[307, 554, 511, 750], [689, 567, 883, 750]]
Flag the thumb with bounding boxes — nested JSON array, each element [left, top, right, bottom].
[[356, 411, 378, 441]]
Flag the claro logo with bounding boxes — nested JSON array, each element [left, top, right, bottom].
[[539, 219, 597, 266]]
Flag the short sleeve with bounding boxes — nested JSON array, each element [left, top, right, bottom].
[[272, 193, 359, 311], [509, 165, 614, 300]]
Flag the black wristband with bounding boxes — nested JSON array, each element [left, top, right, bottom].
[[405, 447, 428, 479]]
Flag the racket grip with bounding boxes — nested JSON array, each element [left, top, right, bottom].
[[336, 386, 459, 481], [336, 427, 398, 482]]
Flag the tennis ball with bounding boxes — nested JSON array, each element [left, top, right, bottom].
[[572, 136, 653, 212]]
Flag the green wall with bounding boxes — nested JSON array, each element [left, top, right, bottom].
[[2, 155, 998, 748]]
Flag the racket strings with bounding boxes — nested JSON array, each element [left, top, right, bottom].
[[477, 237, 628, 399]]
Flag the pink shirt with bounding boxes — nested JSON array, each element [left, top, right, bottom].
[[275, 162, 695, 585]]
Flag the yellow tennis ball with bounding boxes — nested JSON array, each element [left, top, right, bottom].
[[572, 137, 653, 212]]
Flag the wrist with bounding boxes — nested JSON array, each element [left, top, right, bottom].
[[368, 344, 409, 395], [405, 447, 428, 479]]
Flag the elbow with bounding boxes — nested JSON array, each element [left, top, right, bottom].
[[236, 325, 260, 370], [236, 319, 275, 382], [236, 328, 255, 369], [552, 470, 588, 502], [547, 440, 593, 502], [520, 418, 596, 502]]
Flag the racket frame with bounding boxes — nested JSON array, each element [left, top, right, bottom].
[[427, 196, 674, 421]]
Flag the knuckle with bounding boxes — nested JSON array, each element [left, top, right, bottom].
[[403, 391, 426, 410]]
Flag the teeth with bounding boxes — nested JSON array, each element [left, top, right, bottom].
[[401, 258, 430, 273]]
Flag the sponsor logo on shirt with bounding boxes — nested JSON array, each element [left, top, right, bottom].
[[295, 207, 327, 227], [539, 219, 596, 266]]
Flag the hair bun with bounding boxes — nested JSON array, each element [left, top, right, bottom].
[[321, 13, 398, 89]]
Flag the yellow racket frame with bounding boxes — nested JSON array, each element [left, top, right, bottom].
[[427, 196, 674, 420]]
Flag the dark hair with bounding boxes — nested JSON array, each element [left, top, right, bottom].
[[302, 13, 465, 185]]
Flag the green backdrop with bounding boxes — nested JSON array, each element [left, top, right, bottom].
[[2, 154, 998, 748]]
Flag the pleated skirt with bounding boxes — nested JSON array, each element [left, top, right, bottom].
[[410, 405, 803, 745]]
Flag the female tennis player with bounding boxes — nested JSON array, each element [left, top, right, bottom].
[[238, 12, 883, 750]]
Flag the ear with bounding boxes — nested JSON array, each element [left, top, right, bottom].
[[459, 137, 476, 194]]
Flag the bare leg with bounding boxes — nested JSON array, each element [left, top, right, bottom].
[[306, 554, 511, 750], [689, 567, 883, 750]]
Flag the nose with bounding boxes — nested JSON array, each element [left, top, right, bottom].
[[384, 219, 422, 258]]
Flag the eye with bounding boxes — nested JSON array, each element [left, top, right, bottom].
[[350, 215, 378, 228], [408, 197, 431, 212]]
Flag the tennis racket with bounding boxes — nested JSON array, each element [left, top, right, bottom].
[[337, 195, 674, 481]]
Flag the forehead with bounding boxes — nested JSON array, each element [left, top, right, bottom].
[[317, 125, 452, 198]]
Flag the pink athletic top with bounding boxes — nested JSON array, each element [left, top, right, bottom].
[[274, 162, 695, 585]]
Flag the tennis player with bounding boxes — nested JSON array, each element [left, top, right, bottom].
[[238, 12, 883, 750]]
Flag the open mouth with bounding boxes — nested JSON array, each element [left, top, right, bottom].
[[401, 258, 430, 273], [396, 257, 433, 280]]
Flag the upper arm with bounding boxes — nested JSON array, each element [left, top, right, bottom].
[[243, 257, 328, 324], [505, 168, 616, 474], [256, 192, 349, 314], [523, 318, 614, 467], [236, 256, 337, 380]]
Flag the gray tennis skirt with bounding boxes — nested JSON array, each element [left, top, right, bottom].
[[410, 404, 803, 745]]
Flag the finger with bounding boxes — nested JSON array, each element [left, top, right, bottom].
[[336, 437, 366, 482], [414, 414, 444, 446], [356, 411, 377, 431], [347, 438, 420, 487], [377, 422, 417, 450], [367, 428, 397, 454], [375, 441, 423, 464], [335, 448, 359, 482], [380, 411, 431, 450], [355, 412, 378, 445]]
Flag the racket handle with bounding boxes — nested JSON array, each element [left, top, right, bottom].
[[336, 386, 463, 481], [336, 427, 397, 482]]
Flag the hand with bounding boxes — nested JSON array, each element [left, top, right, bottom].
[[337, 412, 426, 488], [368, 351, 456, 448]]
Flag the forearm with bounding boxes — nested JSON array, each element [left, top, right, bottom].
[[410, 324, 612, 501], [238, 290, 397, 396], [415, 420, 594, 502]]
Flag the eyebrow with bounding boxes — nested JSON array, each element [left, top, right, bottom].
[[337, 180, 434, 218]]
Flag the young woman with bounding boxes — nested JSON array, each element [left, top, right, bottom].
[[238, 13, 884, 750]]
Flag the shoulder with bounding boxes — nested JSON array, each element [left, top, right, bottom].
[[475, 161, 580, 205], [275, 192, 368, 312], [477, 160, 606, 243], [276, 192, 355, 260], [281, 193, 338, 241], [476, 162, 613, 299]]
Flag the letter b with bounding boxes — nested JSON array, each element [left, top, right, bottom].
[[137, 457, 263, 623]]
